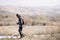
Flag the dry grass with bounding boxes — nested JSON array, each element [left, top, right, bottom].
[[0, 26, 60, 40], [0, 7, 60, 40], [0, 26, 60, 36], [0, 13, 60, 26]]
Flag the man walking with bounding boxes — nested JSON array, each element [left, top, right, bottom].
[[16, 14, 24, 39]]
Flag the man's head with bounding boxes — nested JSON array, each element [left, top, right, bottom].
[[16, 13, 21, 18]]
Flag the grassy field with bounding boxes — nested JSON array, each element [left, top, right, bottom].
[[0, 7, 60, 40], [0, 7, 60, 26], [0, 13, 60, 26], [0, 26, 60, 40]]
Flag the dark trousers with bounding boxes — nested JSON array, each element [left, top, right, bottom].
[[18, 25, 23, 38]]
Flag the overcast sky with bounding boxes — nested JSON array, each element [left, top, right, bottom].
[[0, 0, 60, 7]]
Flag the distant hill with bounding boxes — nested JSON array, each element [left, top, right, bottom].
[[0, 6, 60, 26]]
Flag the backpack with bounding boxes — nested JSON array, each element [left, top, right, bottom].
[[21, 18, 24, 25]]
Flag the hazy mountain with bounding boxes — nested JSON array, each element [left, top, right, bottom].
[[0, 6, 60, 17]]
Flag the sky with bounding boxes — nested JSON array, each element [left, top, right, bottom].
[[0, 0, 60, 7]]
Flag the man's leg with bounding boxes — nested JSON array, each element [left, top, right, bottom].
[[18, 29, 20, 37], [19, 26, 23, 38], [18, 29, 22, 38], [20, 27, 23, 37]]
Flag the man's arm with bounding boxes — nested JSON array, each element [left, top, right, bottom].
[[17, 22, 19, 25]]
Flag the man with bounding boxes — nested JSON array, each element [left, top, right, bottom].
[[16, 14, 24, 39]]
